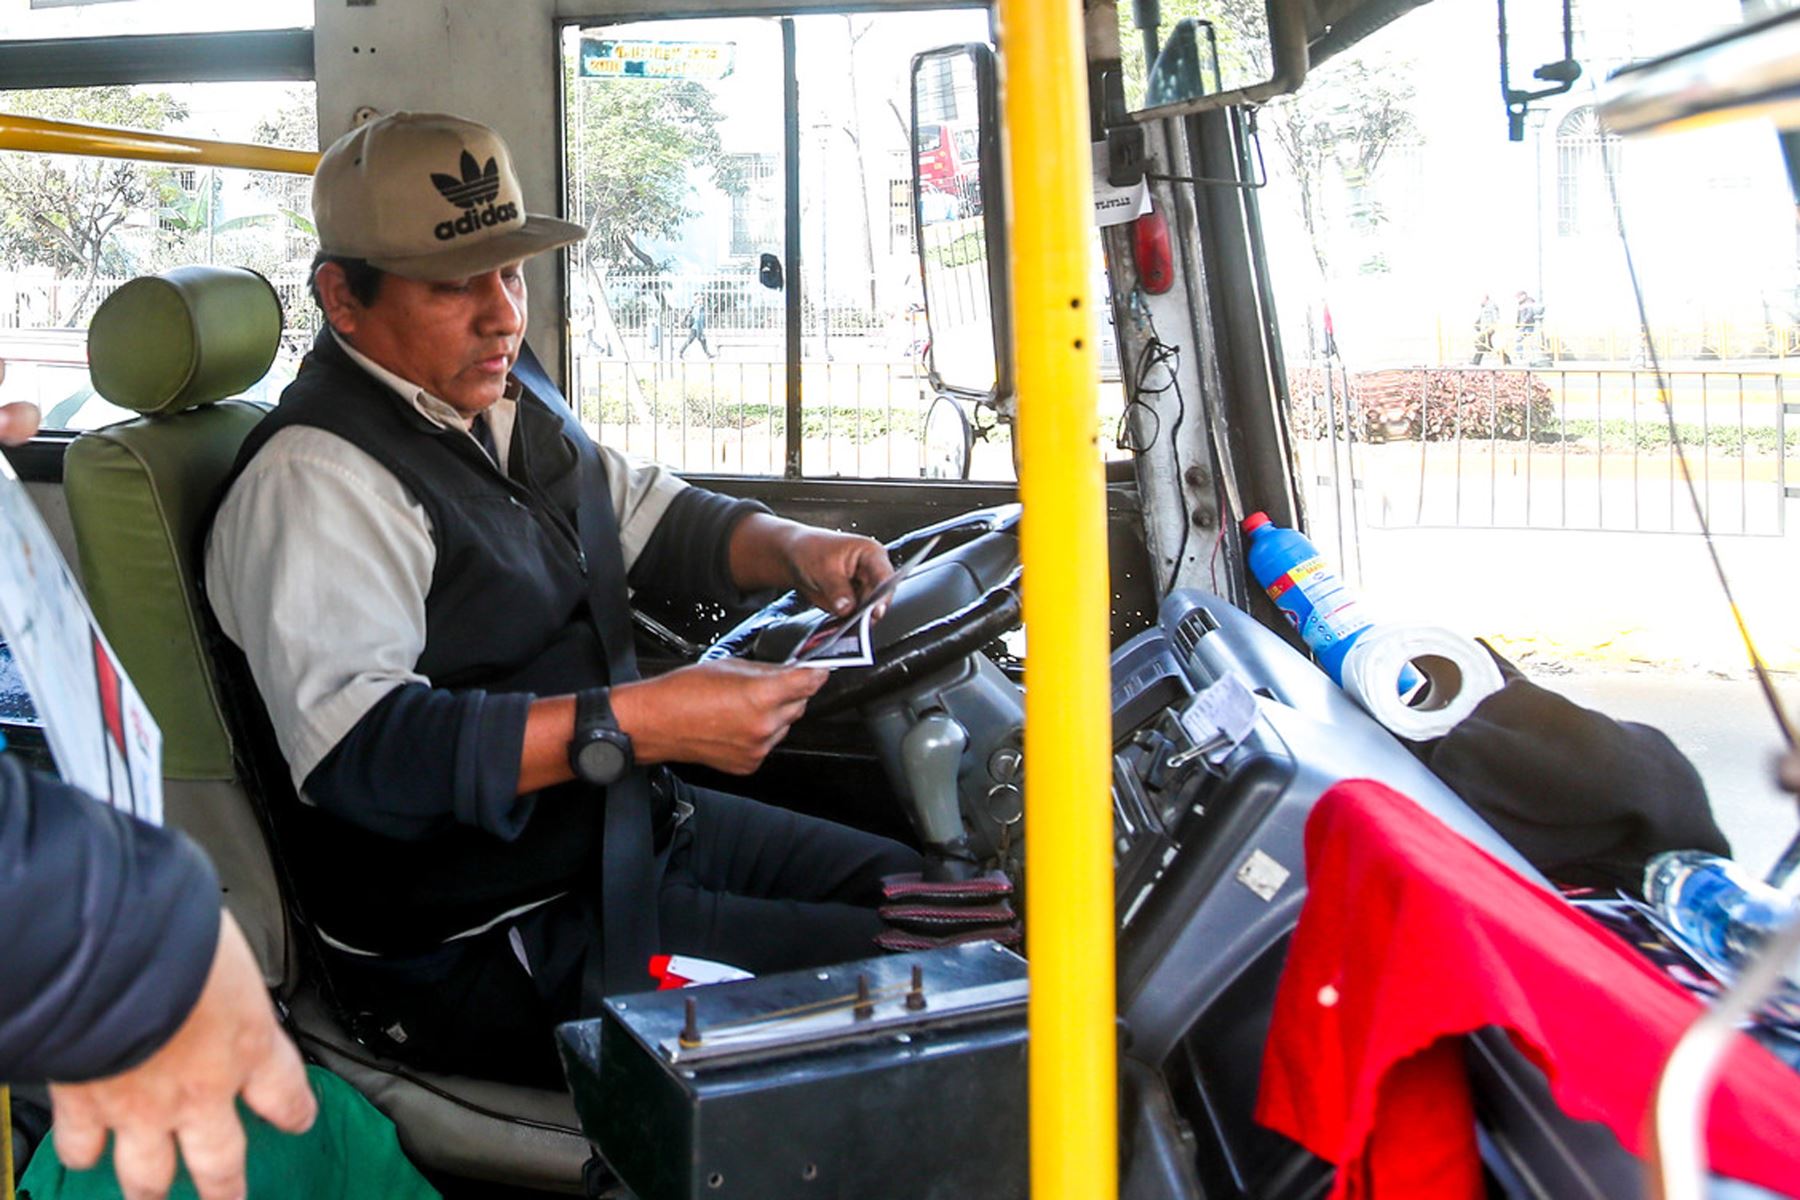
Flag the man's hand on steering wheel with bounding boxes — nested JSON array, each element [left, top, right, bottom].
[[729, 513, 895, 619]]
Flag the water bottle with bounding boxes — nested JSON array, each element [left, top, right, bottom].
[[1644, 850, 1797, 972], [1242, 512, 1419, 691]]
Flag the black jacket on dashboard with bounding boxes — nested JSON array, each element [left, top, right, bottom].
[[0, 754, 218, 1082]]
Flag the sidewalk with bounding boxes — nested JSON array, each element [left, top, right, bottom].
[[1343, 522, 1800, 677]]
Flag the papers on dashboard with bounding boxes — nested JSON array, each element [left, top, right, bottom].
[[1176, 673, 1260, 766], [783, 535, 942, 670], [0, 453, 161, 823]]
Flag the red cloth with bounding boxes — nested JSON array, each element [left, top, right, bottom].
[[1255, 779, 1800, 1199]]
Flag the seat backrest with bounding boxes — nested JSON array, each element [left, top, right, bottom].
[[62, 266, 291, 986]]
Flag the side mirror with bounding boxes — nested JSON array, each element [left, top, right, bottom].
[[911, 42, 1012, 410], [758, 252, 783, 290], [1120, 0, 1308, 118]]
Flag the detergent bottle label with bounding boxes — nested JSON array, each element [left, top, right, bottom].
[[1265, 556, 1368, 649]]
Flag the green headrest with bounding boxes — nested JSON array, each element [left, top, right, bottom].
[[88, 266, 283, 416]]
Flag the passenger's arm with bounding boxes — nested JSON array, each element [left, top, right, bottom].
[[0, 758, 315, 1200], [0, 755, 221, 1080], [0, 400, 39, 441], [48, 911, 316, 1200]]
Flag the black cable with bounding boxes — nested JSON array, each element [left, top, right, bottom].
[[1125, 324, 1190, 574]]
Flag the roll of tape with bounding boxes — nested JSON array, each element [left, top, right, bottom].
[[1340, 625, 1504, 741]]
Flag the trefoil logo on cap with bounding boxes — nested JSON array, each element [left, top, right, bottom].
[[430, 149, 519, 242]]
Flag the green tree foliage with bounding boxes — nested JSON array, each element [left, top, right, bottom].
[[564, 63, 742, 273], [0, 86, 187, 322], [248, 85, 318, 242]]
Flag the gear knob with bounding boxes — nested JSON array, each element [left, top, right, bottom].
[[900, 712, 971, 859]]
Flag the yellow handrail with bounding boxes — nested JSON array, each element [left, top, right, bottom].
[[998, 0, 1117, 1196], [0, 112, 318, 175]]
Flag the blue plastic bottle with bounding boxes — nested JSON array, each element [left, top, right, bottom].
[[1644, 850, 1796, 972], [1242, 512, 1413, 690]]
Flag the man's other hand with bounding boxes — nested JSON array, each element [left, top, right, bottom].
[[1781, 749, 1800, 795], [782, 527, 895, 618], [0, 401, 41, 445], [614, 659, 829, 775], [48, 911, 317, 1200], [728, 514, 895, 618]]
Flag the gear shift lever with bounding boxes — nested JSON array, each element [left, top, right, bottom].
[[900, 712, 976, 878]]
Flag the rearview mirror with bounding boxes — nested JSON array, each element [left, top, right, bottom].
[[911, 43, 1012, 408], [758, 252, 783, 290], [1119, 0, 1308, 118]]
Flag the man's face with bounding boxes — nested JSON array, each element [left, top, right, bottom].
[[321, 261, 528, 416]]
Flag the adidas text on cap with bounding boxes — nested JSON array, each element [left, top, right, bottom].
[[312, 111, 587, 281]]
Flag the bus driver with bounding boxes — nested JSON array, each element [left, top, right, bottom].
[[204, 112, 921, 1085]]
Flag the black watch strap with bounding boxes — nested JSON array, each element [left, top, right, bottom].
[[570, 686, 633, 785], [575, 685, 614, 734]]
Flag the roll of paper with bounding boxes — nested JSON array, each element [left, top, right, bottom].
[[1339, 624, 1504, 742]]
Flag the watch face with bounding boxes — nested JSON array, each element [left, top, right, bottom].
[[576, 736, 629, 784]]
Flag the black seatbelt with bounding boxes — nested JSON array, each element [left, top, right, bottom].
[[469, 411, 500, 466], [512, 345, 659, 1001]]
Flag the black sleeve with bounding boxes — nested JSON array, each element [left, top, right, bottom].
[[0, 755, 220, 1083], [629, 487, 770, 606], [304, 681, 534, 842]]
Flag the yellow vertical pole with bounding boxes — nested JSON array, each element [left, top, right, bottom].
[[994, 1, 1116, 1197]]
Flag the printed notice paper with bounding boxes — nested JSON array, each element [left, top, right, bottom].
[[0, 453, 161, 823]]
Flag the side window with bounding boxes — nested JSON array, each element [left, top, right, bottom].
[[560, 10, 1009, 481], [0, 81, 317, 432]]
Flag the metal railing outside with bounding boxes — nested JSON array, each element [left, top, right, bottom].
[[573, 352, 947, 479], [1291, 364, 1795, 537]]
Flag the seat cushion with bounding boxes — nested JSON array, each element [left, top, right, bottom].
[[287, 986, 590, 1194]]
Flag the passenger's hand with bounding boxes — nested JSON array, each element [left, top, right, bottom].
[[0, 401, 40, 445], [48, 910, 317, 1200], [614, 659, 828, 775], [780, 527, 895, 619], [1780, 749, 1800, 795]]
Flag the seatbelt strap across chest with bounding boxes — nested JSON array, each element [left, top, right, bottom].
[[513, 346, 658, 999]]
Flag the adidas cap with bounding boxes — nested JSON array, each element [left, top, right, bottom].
[[312, 111, 587, 281]]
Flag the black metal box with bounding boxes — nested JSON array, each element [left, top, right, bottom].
[[557, 943, 1028, 1200]]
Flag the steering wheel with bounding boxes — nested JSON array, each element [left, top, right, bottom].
[[703, 504, 1022, 718]]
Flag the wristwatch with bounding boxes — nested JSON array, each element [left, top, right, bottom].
[[569, 686, 634, 786]]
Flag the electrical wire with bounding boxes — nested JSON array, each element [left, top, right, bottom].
[[1124, 319, 1192, 577], [1595, 93, 1799, 885]]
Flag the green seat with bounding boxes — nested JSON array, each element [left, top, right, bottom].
[[63, 267, 589, 1194]]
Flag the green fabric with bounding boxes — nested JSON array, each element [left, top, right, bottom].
[[63, 401, 266, 781], [17, 1066, 440, 1200], [87, 268, 282, 416]]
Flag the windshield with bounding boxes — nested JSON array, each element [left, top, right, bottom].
[[1258, 0, 1797, 875]]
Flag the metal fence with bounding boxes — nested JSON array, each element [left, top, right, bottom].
[[1291, 364, 1794, 537], [571, 352, 952, 479]]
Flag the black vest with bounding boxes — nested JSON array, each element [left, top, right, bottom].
[[219, 334, 658, 984]]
